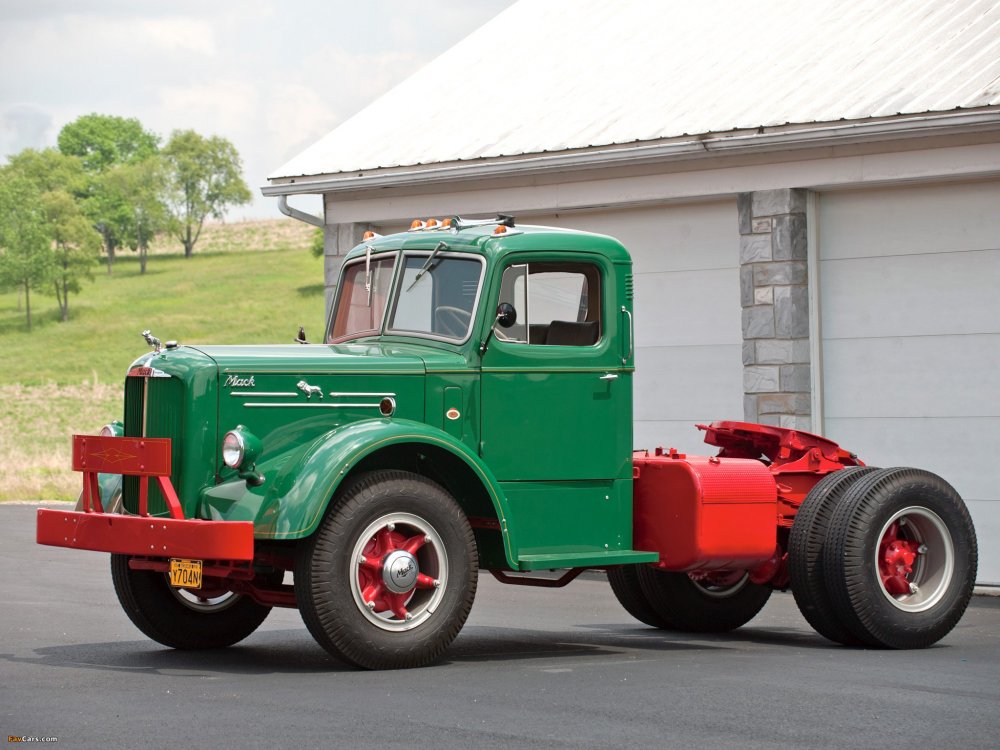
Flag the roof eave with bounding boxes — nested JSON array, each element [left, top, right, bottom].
[[262, 109, 1000, 197]]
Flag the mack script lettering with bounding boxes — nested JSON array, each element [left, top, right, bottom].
[[225, 375, 255, 388]]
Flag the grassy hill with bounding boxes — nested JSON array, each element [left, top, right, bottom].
[[0, 219, 324, 500]]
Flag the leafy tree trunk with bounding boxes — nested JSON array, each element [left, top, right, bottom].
[[55, 278, 66, 321], [55, 258, 70, 321], [23, 281, 32, 331], [139, 243, 148, 274], [100, 226, 116, 275], [183, 224, 194, 258]]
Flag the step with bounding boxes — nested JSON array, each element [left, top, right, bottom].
[[516, 549, 658, 571]]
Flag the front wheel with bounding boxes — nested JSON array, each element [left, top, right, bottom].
[[295, 470, 478, 669], [636, 567, 771, 633], [110, 554, 271, 649]]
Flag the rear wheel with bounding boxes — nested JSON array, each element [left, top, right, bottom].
[[110, 554, 271, 649], [823, 468, 977, 648], [636, 567, 771, 633], [607, 565, 670, 628], [789, 466, 878, 644], [295, 470, 478, 669]]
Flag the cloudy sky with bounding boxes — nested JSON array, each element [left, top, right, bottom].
[[0, 0, 514, 218]]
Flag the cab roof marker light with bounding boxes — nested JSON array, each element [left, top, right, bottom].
[[409, 219, 424, 231], [362, 230, 382, 241]]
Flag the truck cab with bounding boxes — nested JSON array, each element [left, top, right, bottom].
[[323, 219, 646, 569]]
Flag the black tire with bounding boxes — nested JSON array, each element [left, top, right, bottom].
[[823, 468, 977, 649], [295, 470, 478, 669], [789, 466, 879, 645], [607, 565, 671, 628], [110, 554, 271, 649], [636, 567, 772, 633]]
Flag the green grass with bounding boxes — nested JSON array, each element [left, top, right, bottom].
[[0, 220, 325, 500], [0, 241, 325, 386], [0, 382, 120, 501]]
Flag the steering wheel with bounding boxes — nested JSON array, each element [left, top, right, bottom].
[[435, 306, 472, 337]]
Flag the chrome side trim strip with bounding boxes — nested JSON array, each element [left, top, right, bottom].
[[327, 392, 396, 397], [229, 392, 298, 397], [243, 403, 381, 409]]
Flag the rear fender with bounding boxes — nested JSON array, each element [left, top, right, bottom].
[[249, 419, 516, 565]]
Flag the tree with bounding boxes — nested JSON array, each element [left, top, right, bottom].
[[57, 114, 160, 273], [162, 130, 251, 257], [57, 113, 159, 173], [6, 147, 87, 194], [41, 190, 100, 320], [103, 157, 169, 274], [1, 149, 101, 325], [0, 172, 53, 331]]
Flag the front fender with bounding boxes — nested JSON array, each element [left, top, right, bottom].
[[73, 472, 123, 512], [203, 419, 516, 566]]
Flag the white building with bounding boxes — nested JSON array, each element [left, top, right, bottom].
[[265, 0, 1000, 584]]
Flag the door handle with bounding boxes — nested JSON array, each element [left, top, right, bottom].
[[599, 373, 619, 381], [621, 306, 633, 365]]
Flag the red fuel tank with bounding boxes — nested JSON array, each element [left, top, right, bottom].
[[632, 452, 777, 571]]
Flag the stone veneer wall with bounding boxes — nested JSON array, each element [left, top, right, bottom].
[[738, 189, 812, 430]]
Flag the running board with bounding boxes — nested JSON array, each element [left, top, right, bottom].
[[516, 549, 658, 571]]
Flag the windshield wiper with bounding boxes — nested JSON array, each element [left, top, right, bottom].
[[407, 241, 448, 290]]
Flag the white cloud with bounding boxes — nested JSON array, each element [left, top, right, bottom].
[[132, 18, 217, 56], [263, 82, 340, 161], [0, 103, 53, 155], [156, 82, 259, 137]]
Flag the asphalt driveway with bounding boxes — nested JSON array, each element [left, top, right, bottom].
[[3, 504, 998, 749]]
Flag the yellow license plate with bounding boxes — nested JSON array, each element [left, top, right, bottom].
[[169, 558, 203, 589]]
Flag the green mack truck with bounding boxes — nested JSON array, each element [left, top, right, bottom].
[[38, 215, 978, 669]]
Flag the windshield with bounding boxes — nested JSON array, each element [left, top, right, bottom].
[[328, 254, 396, 343], [388, 254, 484, 341]]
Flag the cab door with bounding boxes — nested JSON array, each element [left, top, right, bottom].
[[480, 255, 631, 482]]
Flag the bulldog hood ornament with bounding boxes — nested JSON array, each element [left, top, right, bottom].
[[141, 330, 162, 353]]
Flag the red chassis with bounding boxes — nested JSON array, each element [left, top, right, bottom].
[[37, 424, 861, 601]]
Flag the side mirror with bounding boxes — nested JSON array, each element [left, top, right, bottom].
[[480, 303, 518, 356], [496, 303, 517, 328]]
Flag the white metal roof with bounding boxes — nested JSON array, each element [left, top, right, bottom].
[[269, 0, 1000, 181]]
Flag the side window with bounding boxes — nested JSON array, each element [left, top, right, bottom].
[[496, 262, 601, 346]]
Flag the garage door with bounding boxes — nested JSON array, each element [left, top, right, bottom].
[[531, 202, 743, 455], [818, 181, 1000, 585]]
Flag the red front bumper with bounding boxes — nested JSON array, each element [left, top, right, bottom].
[[36, 509, 255, 560], [37, 434, 254, 561]]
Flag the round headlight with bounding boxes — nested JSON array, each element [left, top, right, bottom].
[[99, 421, 123, 438], [222, 430, 245, 469]]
